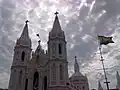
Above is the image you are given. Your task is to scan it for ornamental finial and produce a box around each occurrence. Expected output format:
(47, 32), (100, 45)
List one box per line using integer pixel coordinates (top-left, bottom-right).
(38, 40), (41, 45)
(75, 56), (77, 60)
(25, 20), (29, 24)
(54, 11), (59, 16)
(36, 34), (41, 45)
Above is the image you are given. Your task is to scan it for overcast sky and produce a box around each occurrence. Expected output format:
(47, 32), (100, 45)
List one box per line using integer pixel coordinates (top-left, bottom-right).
(0, 0), (120, 89)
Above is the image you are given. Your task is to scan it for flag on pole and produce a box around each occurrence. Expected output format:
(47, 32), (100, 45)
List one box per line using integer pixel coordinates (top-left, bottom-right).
(98, 35), (114, 45)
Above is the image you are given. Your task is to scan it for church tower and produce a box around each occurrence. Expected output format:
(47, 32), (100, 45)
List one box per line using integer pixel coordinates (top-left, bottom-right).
(47, 12), (68, 87)
(8, 21), (32, 90)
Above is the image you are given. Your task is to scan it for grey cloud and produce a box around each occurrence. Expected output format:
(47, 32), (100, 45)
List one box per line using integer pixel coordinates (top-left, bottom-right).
(115, 55), (120, 60)
(63, 0), (119, 89)
(0, 0), (17, 88)
(93, 0), (120, 18)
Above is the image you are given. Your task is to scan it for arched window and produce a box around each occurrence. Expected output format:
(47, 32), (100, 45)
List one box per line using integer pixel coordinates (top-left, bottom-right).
(58, 44), (62, 54)
(19, 70), (22, 86)
(60, 64), (63, 80)
(33, 72), (39, 90)
(21, 51), (25, 61)
(25, 79), (28, 90)
(52, 64), (56, 80)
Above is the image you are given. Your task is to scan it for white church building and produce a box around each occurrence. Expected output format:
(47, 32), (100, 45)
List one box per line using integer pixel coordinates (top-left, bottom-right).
(8, 12), (89, 90)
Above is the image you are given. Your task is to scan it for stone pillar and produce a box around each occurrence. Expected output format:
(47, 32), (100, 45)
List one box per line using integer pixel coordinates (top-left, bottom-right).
(28, 73), (33, 90)
(16, 69), (20, 90)
(21, 72), (25, 90)
(49, 64), (52, 86)
(39, 72), (43, 90)
(56, 63), (59, 85)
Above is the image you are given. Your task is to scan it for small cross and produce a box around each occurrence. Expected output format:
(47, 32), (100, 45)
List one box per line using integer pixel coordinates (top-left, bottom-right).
(54, 11), (58, 16)
(25, 20), (29, 24)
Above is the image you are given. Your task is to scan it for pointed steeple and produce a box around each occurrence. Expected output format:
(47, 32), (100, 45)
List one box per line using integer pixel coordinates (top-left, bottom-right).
(19, 20), (29, 40)
(49, 12), (65, 39)
(69, 56), (89, 90)
(74, 56), (80, 73)
(71, 56), (83, 77)
(52, 12), (61, 32)
(98, 81), (103, 90)
(16, 20), (31, 47)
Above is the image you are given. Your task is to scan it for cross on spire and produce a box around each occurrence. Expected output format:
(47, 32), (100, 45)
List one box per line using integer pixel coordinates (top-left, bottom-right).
(54, 11), (58, 16)
(25, 20), (29, 24)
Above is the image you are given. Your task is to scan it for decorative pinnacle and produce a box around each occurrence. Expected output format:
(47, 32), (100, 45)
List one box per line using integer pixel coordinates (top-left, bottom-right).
(38, 40), (41, 45)
(54, 11), (58, 16)
(36, 34), (41, 45)
(75, 56), (77, 60)
(25, 20), (29, 24)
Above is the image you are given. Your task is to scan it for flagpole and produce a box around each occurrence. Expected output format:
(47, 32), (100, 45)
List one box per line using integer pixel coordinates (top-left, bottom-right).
(98, 45), (110, 90)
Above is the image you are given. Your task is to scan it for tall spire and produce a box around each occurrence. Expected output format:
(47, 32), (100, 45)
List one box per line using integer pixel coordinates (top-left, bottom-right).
(20, 20), (29, 40)
(16, 20), (31, 47)
(49, 12), (65, 39)
(98, 81), (103, 90)
(52, 11), (61, 32)
(74, 56), (80, 73)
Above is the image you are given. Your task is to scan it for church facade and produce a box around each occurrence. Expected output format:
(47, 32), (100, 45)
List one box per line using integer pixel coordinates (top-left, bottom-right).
(8, 12), (89, 90)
